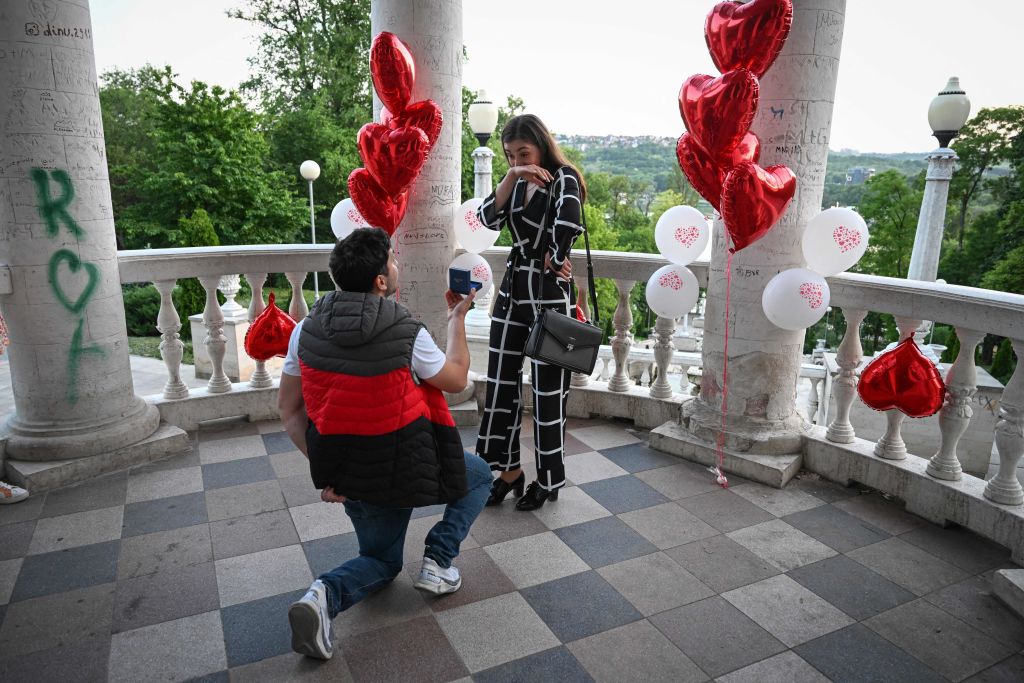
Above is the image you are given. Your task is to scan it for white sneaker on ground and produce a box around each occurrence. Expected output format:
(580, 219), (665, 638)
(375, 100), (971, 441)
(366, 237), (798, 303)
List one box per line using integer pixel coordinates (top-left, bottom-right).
(0, 482), (28, 505)
(413, 557), (462, 595)
(288, 579), (333, 660)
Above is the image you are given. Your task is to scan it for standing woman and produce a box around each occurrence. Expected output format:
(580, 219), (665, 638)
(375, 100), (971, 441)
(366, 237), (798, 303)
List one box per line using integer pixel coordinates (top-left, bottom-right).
(475, 114), (586, 511)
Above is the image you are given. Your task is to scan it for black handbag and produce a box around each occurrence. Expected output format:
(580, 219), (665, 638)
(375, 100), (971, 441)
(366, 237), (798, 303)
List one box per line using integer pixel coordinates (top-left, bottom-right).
(524, 185), (602, 375)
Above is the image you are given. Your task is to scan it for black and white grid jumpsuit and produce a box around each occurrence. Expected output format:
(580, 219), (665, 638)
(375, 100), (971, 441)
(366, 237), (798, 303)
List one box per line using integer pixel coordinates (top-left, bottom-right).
(474, 166), (583, 492)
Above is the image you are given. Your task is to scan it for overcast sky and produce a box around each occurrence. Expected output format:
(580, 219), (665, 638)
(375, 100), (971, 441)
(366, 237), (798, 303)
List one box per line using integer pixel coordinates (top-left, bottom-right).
(91, 1), (1023, 153)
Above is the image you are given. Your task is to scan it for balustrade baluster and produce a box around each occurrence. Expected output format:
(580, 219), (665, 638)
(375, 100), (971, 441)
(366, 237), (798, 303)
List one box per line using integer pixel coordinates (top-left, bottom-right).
(874, 317), (921, 460)
(199, 276), (232, 394)
(928, 328), (983, 480)
(571, 275), (593, 388)
(807, 376), (822, 424)
(827, 308), (867, 443)
(244, 272), (273, 389)
(285, 272), (309, 320)
(608, 279), (635, 392)
(153, 280), (189, 399)
(985, 339), (1024, 505)
(649, 315), (676, 399)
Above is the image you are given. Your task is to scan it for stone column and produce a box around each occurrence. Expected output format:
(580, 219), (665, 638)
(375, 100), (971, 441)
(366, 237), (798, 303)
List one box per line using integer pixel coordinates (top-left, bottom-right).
(0, 0), (159, 460)
(371, 0), (462, 346)
(686, 0), (846, 455)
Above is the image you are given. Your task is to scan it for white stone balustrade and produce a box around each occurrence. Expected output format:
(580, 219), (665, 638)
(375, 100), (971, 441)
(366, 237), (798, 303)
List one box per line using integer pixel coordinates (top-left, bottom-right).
(826, 308), (867, 443)
(928, 328), (984, 480)
(153, 280), (189, 400)
(873, 317), (920, 461)
(199, 275), (232, 394)
(986, 339), (1024, 505)
(609, 279), (636, 393)
(244, 272), (273, 389)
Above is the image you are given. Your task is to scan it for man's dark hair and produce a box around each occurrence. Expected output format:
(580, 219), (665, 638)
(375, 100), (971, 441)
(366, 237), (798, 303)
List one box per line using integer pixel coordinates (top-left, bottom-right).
(329, 227), (391, 293)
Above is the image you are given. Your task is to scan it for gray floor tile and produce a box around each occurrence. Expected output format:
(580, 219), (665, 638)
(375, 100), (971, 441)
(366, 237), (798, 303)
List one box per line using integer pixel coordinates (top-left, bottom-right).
(226, 650), (354, 682)
(288, 500), (354, 541)
(0, 559), (18, 605)
(269, 450), (309, 479)
(126, 466), (203, 504)
(210, 509), (300, 560)
(112, 560), (220, 633)
(108, 610), (227, 682)
(278, 474), (321, 508)
(0, 491), (45, 526)
(405, 546), (516, 613)
(303, 532), (361, 577)
(722, 575), (854, 647)
(117, 523), (213, 579)
(729, 482), (825, 517)
(572, 423), (641, 450)
(568, 619), (707, 683)
(598, 552), (713, 616)
(215, 544), (312, 608)
(554, 516), (658, 568)
(677, 489), (775, 533)
(122, 492), (208, 538)
(28, 505), (123, 554)
(650, 596), (786, 678)
(198, 434), (268, 465)
(965, 654), (1024, 683)
(727, 519), (837, 571)
(207, 480), (285, 522)
(434, 592), (558, 673)
(0, 520), (34, 561)
(11, 539), (119, 602)
(202, 456), (277, 491)
(200, 421), (261, 442)
(788, 473), (860, 503)
(467, 503), (550, 546)
(833, 492), (926, 535)
(578, 475), (669, 514)
(262, 430), (297, 455)
(598, 442), (682, 473)
(221, 589), (304, 668)
(130, 449), (201, 474)
(665, 534), (780, 593)
(564, 451), (629, 484)
(474, 646), (594, 683)
(343, 614), (470, 681)
(848, 537), (970, 596)
(716, 651), (829, 683)
(410, 503), (447, 519)
(521, 570), (642, 642)
(484, 531), (589, 589)
(865, 599), (1014, 681)
(620, 502), (718, 550)
(331, 572), (430, 640)
(529, 486), (611, 530)
(925, 575), (1024, 649)
(901, 524), (1011, 574)
(795, 623), (946, 683)
(39, 471), (128, 518)
(0, 636), (111, 683)
(0, 582), (115, 657)
(783, 503), (890, 552)
(635, 463), (721, 500)
(788, 554), (916, 621)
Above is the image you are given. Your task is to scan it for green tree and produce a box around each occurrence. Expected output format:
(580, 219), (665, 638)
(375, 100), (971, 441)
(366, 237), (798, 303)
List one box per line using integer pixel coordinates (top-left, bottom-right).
(173, 209), (220, 340)
(856, 170), (922, 278)
(460, 89), (525, 203)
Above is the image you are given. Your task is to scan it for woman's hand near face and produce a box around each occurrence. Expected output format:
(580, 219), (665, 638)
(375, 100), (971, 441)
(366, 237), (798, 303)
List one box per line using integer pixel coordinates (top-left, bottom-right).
(508, 164), (552, 187)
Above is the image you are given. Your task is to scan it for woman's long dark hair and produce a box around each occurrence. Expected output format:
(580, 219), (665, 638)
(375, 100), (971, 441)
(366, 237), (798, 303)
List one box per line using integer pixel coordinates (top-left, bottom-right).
(501, 114), (587, 202)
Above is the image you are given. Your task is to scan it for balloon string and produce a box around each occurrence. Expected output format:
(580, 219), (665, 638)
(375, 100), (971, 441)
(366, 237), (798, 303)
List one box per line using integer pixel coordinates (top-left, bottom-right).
(714, 250), (733, 489)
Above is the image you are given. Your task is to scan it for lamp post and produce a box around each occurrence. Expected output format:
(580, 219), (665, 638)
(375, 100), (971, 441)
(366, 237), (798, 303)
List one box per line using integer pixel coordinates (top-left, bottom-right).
(300, 160), (321, 299)
(465, 90), (500, 338)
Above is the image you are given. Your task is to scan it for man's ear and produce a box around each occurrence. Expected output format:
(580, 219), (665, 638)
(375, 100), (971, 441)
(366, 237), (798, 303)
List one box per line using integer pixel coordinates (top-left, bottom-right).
(375, 273), (387, 293)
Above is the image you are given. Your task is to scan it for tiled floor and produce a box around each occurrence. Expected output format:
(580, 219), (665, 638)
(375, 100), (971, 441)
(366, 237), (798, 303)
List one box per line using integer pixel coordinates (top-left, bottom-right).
(1, 417), (1023, 682)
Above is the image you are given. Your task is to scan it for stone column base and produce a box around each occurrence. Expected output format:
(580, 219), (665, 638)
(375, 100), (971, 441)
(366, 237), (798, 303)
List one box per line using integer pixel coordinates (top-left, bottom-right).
(683, 397), (807, 457)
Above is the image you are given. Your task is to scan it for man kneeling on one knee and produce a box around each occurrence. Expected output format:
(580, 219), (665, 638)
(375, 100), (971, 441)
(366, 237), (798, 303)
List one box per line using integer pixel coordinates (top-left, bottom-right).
(277, 227), (493, 661)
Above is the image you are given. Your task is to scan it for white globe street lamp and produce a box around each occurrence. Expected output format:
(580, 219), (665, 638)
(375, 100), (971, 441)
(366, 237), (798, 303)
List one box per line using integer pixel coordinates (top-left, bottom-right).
(465, 90), (501, 339)
(300, 160), (322, 299)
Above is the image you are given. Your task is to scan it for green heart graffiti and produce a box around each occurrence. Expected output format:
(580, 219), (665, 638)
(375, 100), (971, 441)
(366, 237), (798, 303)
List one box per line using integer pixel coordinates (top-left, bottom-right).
(48, 249), (100, 314)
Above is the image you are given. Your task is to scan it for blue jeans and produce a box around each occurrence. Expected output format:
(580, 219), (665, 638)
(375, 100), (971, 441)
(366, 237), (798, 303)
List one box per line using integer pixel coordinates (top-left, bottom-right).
(318, 451), (492, 618)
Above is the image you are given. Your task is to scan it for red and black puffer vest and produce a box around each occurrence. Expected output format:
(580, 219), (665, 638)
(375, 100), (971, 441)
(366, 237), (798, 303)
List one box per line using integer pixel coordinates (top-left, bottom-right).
(299, 291), (468, 507)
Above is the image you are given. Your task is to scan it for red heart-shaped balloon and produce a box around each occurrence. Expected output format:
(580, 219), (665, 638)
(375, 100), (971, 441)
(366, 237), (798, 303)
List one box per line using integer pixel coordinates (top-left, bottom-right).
(370, 32), (415, 115)
(348, 168), (409, 236)
(679, 70), (759, 159)
(244, 292), (297, 361)
(721, 161), (796, 252)
(677, 132), (761, 210)
(358, 123), (430, 197)
(705, 0), (793, 78)
(382, 99), (443, 148)
(858, 338), (946, 418)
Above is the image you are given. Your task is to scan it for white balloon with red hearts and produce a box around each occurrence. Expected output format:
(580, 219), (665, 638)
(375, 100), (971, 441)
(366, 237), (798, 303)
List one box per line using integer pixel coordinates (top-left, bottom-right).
(801, 207), (869, 277)
(453, 198), (498, 254)
(645, 264), (700, 319)
(449, 252), (494, 298)
(331, 198), (371, 240)
(762, 268), (831, 331)
(654, 205), (710, 267)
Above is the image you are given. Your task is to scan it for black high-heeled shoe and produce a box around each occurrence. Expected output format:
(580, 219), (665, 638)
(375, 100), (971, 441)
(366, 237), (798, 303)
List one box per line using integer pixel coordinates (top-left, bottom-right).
(514, 481), (559, 511)
(486, 472), (525, 506)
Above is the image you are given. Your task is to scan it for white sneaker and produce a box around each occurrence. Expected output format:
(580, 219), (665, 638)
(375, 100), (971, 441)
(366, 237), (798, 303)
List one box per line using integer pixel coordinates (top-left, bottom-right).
(288, 579), (333, 660)
(0, 482), (28, 505)
(413, 557), (462, 595)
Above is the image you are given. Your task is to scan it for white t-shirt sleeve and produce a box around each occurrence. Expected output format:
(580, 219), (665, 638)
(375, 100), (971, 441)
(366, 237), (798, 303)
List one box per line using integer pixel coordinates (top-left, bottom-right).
(281, 319), (304, 376)
(411, 328), (446, 380)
